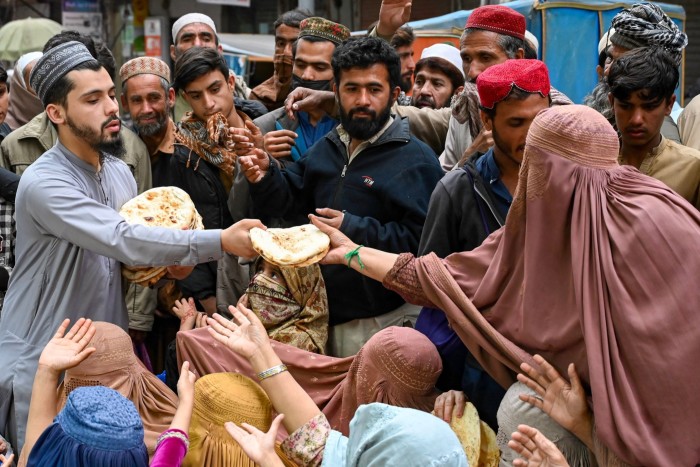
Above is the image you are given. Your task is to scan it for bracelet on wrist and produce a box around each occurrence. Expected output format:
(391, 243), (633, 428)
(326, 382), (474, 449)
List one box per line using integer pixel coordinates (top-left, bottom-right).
(257, 363), (288, 381)
(344, 245), (365, 269)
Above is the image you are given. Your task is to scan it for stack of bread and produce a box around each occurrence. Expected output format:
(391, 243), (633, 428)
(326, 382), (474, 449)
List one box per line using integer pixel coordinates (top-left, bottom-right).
(119, 187), (204, 287)
(249, 224), (330, 267)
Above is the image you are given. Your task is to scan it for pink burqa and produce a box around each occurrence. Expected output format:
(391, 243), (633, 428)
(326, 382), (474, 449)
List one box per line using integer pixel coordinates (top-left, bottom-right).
(385, 105), (700, 466)
(177, 326), (441, 436)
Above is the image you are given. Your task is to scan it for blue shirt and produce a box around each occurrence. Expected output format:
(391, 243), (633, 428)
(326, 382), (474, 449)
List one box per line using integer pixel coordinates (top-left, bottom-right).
(292, 111), (337, 161)
(474, 148), (512, 219)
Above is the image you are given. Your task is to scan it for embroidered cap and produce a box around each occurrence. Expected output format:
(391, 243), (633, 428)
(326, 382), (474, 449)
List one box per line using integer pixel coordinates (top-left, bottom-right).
(29, 41), (97, 107)
(120, 56), (171, 85)
(465, 5), (526, 40)
(298, 17), (351, 46)
(476, 59), (550, 109)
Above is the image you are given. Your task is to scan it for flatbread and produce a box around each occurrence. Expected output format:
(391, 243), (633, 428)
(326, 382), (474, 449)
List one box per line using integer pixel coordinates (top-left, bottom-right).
(433, 402), (481, 466)
(478, 421), (500, 467)
(119, 187), (203, 285)
(120, 186), (201, 230)
(249, 224), (330, 267)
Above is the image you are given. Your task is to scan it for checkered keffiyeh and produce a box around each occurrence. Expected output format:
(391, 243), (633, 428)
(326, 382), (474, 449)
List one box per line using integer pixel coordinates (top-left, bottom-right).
(0, 194), (15, 311)
(611, 2), (687, 66)
(119, 57), (171, 85)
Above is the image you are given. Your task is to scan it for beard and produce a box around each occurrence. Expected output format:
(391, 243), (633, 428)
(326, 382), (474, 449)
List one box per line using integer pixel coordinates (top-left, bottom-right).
(399, 74), (412, 93)
(67, 114), (126, 161)
(338, 96), (393, 141)
(583, 80), (615, 124)
(411, 94), (452, 110)
(133, 105), (170, 137)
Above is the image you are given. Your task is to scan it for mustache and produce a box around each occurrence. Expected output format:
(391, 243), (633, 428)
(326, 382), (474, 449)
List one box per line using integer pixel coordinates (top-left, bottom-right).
(348, 107), (376, 118)
(101, 115), (121, 130)
(415, 96), (435, 107)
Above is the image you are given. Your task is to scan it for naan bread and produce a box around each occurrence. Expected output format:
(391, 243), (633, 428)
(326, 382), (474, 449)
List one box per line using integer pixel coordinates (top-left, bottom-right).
(478, 420), (500, 467)
(432, 402), (481, 466)
(120, 186), (201, 230)
(119, 187), (203, 286)
(249, 224), (330, 267)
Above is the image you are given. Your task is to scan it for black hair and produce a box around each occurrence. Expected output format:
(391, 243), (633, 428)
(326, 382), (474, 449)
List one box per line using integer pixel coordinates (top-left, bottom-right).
(390, 25), (415, 49)
(172, 47), (229, 92)
(291, 35), (336, 57)
(462, 28), (524, 59)
(0, 66), (7, 85)
(414, 57), (464, 92)
(274, 9), (312, 31)
(332, 36), (401, 90)
(523, 41), (537, 59)
(480, 86), (551, 119)
(43, 59), (102, 108)
(607, 47), (678, 104)
(43, 30), (116, 79)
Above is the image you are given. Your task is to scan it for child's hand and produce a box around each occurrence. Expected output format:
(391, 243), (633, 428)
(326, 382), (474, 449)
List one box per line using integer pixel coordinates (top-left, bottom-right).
(173, 298), (197, 331)
(225, 413), (285, 467)
(177, 361), (197, 403)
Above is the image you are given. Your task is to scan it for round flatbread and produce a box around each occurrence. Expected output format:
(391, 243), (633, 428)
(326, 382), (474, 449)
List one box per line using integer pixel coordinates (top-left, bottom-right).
(120, 186), (201, 230)
(119, 187), (203, 285)
(444, 402), (481, 466)
(478, 420), (499, 467)
(249, 224), (330, 267)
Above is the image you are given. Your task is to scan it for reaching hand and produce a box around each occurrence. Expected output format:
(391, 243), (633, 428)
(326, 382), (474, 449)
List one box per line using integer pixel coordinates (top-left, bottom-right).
(313, 208), (344, 229)
(284, 88), (335, 120)
(509, 424), (571, 467)
(308, 214), (357, 266)
(172, 298), (198, 331)
(38, 318), (96, 373)
(238, 149), (271, 183)
(207, 305), (271, 361)
(221, 218), (267, 258)
(377, 0), (413, 37)
(177, 361), (197, 404)
(517, 355), (593, 447)
(225, 413), (285, 467)
(0, 453), (14, 467)
(263, 129), (298, 159)
(433, 390), (467, 423)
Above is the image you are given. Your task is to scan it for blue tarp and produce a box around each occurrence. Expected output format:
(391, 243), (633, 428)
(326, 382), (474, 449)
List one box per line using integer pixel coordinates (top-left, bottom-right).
(408, 0), (686, 103)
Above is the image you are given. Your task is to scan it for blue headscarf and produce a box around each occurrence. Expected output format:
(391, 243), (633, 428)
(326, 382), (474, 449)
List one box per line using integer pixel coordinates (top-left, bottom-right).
(321, 403), (468, 467)
(27, 386), (149, 467)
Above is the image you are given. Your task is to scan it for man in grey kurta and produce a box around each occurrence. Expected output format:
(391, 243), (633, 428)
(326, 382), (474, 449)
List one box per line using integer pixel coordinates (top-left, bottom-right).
(0, 41), (261, 453)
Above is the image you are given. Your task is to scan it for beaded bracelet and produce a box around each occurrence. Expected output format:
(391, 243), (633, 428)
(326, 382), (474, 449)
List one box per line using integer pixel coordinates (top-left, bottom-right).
(258, 363), (288, 381)
(156, 428), (190, 452)
(344, 245), (365, 269)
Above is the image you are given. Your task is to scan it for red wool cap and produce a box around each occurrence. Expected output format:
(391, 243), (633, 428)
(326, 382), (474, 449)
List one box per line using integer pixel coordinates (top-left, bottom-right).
(466, 5), (526, 40)
(476, 59), (551, 109)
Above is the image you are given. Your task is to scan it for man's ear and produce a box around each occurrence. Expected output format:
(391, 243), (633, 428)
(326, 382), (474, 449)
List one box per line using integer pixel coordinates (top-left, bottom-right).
(46, 103), (65, 126)
(167, 87), (176, 107)
(120, 93), (128, 109)
(228, 72), (236, 90)
(665, 94), (676, 116)
(480, 109), (492, 131)
(392, 86), (401, 102)
(218, 43), (224, 54)
(454, 85), (464, 96)
(515, 48), (525, 60)
(169, 44), (177, 62)
(608, 92), (615, 109)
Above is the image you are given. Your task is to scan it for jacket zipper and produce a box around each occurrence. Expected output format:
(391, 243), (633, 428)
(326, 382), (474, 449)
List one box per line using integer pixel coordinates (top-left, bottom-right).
(330, 159), (348, 210)
(474, 183), (505, 228)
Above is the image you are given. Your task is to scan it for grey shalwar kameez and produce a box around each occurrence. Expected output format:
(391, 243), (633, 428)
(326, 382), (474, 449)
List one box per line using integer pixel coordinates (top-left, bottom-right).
(0, 142), (222, 452)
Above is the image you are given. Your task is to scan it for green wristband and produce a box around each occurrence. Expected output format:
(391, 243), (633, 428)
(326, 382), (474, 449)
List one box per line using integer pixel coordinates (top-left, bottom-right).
(344, 245), (365, 269)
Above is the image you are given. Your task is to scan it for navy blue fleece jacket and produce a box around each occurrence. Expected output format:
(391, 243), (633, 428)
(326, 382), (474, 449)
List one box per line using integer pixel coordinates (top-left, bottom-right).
(249, 116), (443, 324)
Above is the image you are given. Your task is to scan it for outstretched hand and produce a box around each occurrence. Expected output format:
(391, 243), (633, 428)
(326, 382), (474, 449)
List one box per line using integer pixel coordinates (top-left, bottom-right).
(284, 88), (335, 120)
(509, 424), (570, 467)
(518, 355), (593, 447)
(225, 413), (285, 467)
(221, 218), (266, 258)
(377, 0), (413, 37)
(207, 305), (271, 361)
(0, 453), (14, 467)
(38, 318), (96, 373)
(309, 214), (357, 265)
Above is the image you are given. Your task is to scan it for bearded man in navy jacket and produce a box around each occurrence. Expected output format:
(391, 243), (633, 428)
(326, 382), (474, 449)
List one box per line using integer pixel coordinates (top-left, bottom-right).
(240, 36), (443, 356)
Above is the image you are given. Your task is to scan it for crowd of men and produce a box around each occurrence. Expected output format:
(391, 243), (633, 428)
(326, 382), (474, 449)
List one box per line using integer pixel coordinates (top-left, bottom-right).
(0, 0), (698, 464)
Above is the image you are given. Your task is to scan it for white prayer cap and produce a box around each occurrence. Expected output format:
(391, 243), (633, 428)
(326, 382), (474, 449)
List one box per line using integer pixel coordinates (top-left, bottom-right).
(524, 30), (539, 57)
(172, 13), (217, 42)
(419, 43), (464, 77)
(598, 28), (615, 55)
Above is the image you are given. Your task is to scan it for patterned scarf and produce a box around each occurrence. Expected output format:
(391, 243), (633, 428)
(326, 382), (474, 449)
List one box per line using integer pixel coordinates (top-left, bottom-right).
(174, 112), (236, 176)
(611, 2), (687, 66)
